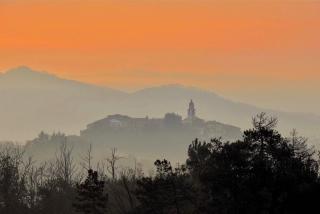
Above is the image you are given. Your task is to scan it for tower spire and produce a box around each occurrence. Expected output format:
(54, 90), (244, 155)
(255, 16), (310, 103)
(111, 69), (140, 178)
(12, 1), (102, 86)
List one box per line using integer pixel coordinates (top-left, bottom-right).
(187, 99), (196, 119)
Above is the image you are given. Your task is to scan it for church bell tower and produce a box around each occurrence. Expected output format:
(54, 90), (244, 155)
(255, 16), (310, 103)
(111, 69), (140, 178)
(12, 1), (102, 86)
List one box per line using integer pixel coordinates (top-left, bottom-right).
(187, 99), (196, 119)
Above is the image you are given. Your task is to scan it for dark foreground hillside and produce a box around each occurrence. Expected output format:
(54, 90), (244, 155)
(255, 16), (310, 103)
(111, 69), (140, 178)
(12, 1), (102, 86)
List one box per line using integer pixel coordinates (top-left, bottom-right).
(0, 113), (319, 214)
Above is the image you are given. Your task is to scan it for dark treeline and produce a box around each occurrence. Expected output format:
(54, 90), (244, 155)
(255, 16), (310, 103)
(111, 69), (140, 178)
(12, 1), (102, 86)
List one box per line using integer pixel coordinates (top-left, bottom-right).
(1, 113), (320, 214)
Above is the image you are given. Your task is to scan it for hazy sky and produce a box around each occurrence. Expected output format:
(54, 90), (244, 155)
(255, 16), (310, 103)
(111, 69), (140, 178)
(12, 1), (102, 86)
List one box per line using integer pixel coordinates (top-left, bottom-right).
(1, 0), (320, 114)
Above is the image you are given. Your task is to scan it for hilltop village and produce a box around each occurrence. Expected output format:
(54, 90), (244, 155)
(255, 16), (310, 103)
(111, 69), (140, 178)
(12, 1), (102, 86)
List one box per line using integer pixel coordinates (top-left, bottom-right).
(81, 100), (242, 141)
(26, 100), (242, 163)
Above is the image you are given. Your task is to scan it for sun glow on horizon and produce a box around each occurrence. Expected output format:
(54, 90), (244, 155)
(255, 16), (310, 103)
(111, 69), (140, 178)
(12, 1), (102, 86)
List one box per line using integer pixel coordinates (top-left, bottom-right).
(1, 0), (320, 112)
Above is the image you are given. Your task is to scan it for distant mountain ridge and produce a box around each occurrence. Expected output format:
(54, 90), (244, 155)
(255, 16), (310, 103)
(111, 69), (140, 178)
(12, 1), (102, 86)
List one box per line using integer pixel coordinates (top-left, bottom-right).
(1, 66), (320, 143)
(0, 66), (126, 93)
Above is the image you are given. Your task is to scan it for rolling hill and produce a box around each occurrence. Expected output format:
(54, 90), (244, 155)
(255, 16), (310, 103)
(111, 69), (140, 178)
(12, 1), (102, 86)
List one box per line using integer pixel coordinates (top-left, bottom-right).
(1, 66), (319, 143)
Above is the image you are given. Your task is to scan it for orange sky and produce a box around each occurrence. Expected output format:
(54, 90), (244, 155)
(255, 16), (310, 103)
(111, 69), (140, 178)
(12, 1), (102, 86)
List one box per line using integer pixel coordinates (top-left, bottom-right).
(1, 0), (320, 112)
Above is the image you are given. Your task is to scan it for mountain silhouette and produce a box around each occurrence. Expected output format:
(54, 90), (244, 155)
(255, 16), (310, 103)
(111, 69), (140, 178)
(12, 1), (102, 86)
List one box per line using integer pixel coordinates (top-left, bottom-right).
(1, 66), (320, 143)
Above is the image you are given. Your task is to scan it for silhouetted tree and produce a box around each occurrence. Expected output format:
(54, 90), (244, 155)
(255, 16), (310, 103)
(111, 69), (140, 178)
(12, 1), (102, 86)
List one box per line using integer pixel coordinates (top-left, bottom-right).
(135, 159), (193, 214)
(106, 148), (123, 181)
(73, 169), (108, 214)
(0, 144), (31, 214)
(186, 113), (320, 213)
(1, 113), (320, 214)
(37, 141), (77, 214)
